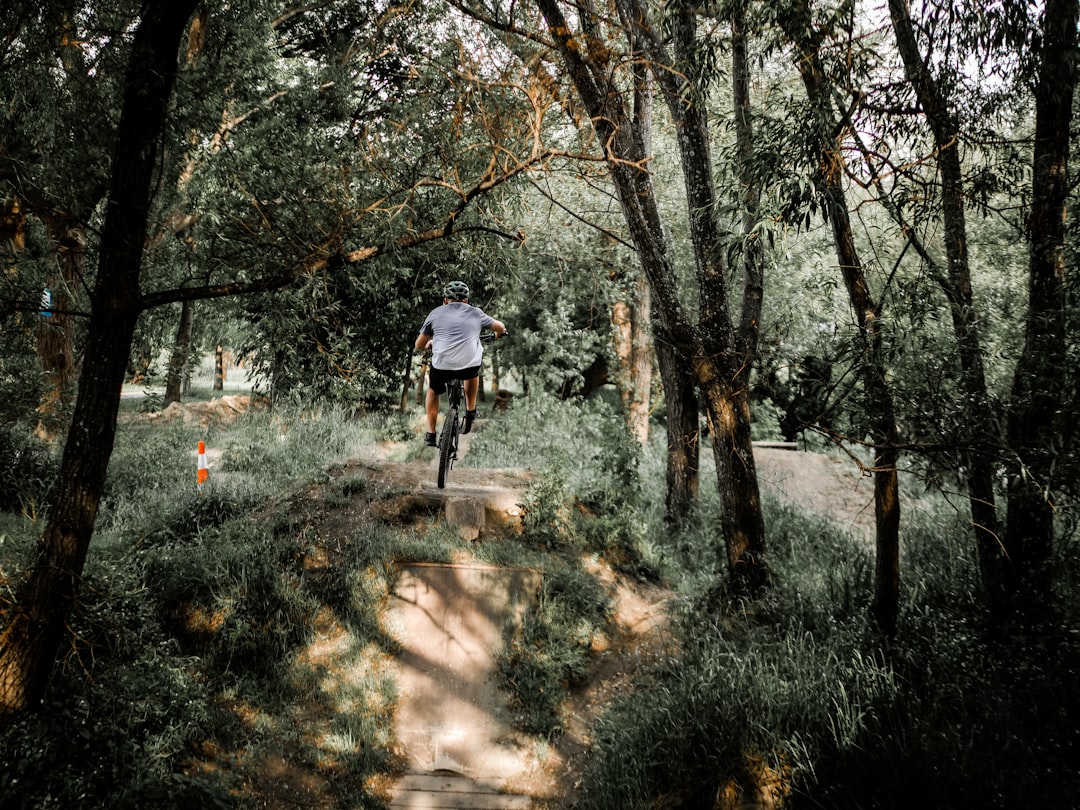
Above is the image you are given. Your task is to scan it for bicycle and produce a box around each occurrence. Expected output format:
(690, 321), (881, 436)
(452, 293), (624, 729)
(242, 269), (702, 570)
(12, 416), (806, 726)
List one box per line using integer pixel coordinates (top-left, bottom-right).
(436, 331), (501, 489)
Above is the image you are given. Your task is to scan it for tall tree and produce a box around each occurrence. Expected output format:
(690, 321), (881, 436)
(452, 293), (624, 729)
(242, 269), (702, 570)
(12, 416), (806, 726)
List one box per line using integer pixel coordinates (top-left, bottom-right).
(776, 0), (903, 632)
(884, 0), (1006, 609)
(612, 54), (655, 447)
(0, 0), (201, 721)
(523, 0), (771, 591)
(1004, 0), (1079, 601)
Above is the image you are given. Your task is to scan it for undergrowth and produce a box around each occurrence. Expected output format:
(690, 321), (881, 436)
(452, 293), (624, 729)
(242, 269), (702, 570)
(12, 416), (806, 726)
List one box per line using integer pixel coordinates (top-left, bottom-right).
(0, 405), (410, 809)
(2, 394), (1077, 809)
(497, 563), (613, 738)
(575, 495), (1080, 809)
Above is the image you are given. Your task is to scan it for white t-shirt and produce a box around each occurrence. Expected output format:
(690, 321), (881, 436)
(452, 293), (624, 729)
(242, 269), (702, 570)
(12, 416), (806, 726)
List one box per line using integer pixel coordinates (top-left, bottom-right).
(420, 302), (495, 370)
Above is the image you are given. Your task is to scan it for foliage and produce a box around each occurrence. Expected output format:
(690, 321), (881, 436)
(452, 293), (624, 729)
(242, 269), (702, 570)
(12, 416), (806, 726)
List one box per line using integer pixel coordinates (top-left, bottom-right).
(465, 390), (640, 511)
(0, 541), (233, 809)
(577, 493), (1080, 809)
(0, 427), (56, 516)
(492, 186), (633, 398)
(498, 563), (613, 737)
(241, 241), (516, 406)
(0, 406), (413, 807)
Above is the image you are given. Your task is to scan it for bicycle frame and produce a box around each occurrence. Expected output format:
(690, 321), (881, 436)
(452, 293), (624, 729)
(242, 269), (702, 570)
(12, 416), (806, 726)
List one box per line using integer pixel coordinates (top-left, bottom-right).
(436, 377), (465, 489)
(434, 331), (499, 489)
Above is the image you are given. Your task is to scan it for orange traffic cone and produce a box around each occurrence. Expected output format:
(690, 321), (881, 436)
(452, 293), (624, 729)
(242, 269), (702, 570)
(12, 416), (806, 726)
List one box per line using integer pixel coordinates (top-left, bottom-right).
(197, 441), (209, 493)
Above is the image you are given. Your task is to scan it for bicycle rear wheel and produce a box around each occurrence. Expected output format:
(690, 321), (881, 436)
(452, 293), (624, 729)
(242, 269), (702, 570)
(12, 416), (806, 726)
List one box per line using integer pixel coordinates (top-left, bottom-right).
(437, 407), (458, 489)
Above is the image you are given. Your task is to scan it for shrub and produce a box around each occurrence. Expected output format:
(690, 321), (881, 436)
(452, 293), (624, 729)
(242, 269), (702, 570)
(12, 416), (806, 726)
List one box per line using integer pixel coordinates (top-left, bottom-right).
(0, 426), (57, 514)
(498, 563), (613, 737)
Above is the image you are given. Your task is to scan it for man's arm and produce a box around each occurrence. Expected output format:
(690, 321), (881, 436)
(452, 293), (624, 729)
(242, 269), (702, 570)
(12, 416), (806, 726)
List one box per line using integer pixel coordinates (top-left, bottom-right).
(490, 319), (507, 337)
(415, 332), (432, 351)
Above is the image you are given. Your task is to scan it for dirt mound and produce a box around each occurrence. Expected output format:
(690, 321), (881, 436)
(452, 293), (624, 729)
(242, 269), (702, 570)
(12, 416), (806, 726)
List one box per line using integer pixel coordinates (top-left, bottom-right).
(132, 394), (269, 427)
(182, 422), (874, 808)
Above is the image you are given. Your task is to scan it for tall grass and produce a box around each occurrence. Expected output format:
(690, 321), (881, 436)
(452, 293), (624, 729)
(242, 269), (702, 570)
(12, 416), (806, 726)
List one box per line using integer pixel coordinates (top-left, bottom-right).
(3, 395), (1077, 809)
(576, 484), (1080, 809)
(465, 391), (640, 514)
(0, 405), (413, 809)
(466, 391), (654, 576)
(497, 562), (614, 737)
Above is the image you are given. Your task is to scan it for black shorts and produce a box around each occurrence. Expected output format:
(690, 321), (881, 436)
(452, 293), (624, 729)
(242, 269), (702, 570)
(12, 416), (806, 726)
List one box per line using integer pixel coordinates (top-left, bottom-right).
(428, 365), (481, 395)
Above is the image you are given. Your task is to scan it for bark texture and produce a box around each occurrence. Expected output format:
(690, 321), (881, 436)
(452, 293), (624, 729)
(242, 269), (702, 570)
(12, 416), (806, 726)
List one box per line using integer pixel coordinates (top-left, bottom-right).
(0, 1), (199, 722)
(1003, 0), (1078, 602)
(655, 324), (700, 529)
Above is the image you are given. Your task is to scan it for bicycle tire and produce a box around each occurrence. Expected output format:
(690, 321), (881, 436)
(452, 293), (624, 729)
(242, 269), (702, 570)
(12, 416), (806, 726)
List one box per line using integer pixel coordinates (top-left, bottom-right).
(437, 406), (457, 489)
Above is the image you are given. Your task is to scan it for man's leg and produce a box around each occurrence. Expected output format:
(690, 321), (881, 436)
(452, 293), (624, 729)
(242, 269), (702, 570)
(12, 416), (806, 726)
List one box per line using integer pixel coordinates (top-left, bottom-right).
(463, 376), (479, 411)
(425, 387), (440, 445)
(462, 377), (479, 434)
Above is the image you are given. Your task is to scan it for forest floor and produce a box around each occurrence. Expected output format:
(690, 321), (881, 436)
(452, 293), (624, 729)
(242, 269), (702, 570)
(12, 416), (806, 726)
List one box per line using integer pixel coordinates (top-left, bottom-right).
(166, 397), (876, 808)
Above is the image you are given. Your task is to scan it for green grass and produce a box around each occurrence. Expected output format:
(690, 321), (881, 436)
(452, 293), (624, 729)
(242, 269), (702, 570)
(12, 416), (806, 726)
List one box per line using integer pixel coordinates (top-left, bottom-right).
(497, 562), (614, 737)
(2, 396), (1078, 809)
(0, 405), (419, 808)
(574, 491), (1080, 809)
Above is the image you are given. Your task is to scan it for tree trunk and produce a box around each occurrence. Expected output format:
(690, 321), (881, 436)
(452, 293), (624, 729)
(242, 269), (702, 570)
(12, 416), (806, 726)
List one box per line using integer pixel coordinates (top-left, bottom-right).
(619, 53), (654, 448)
(612, 277), (652, 445)
(400, 348), (413, 410)
(0, 311), (139, 720)
(1004, 0), (1079, 602)
(416, 356), (429, 405)
(827, 188), (902, 635)
(537, 0), (770, 593)
(779, 0), (902, 633)
(655, 324), (699, 529)
(164, 299), (194, 405)
(0, 1), (199, 723)
(699, 364), (767, 592)
(214, 344), (225, 391)
(886, 0), (1007, 611)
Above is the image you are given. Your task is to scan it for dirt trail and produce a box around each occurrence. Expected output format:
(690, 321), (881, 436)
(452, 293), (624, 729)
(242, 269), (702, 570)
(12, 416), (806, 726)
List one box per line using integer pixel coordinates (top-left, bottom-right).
(153, 398), (873, 808)
(754, 446), (876, 540)
(372, 442), (877, 807)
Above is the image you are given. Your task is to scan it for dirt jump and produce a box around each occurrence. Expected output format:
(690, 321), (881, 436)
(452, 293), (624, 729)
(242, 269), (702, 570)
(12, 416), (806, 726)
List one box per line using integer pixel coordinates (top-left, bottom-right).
(166, 397), (876, 808)
(369, 429), (875, 808)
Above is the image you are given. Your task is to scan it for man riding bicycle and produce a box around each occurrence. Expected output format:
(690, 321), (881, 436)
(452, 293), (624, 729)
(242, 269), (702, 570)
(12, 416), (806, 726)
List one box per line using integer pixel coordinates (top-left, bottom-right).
(415, 281), (507, 447)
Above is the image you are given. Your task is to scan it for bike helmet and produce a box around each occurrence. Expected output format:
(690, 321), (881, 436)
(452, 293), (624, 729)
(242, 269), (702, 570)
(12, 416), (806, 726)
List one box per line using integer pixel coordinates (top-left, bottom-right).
(443, 280), (470, 301)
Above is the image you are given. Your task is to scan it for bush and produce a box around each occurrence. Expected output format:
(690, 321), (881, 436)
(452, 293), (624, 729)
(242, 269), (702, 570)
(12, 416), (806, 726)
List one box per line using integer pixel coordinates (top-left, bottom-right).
(0, 426), (57, 514)
(464, 391), (640, 511)
(498, 563), (613, 737)
(0, 562), (233, 809)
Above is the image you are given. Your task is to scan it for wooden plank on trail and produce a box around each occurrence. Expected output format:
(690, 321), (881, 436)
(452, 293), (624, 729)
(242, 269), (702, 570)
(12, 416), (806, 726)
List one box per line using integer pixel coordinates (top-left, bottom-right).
(392, 774), (500, 793)
(388, 774), (533, 808)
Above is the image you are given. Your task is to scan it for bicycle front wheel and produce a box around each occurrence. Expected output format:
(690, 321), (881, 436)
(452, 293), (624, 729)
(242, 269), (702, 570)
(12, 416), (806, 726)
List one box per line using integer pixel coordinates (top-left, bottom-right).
(437, 408), (458, 489)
